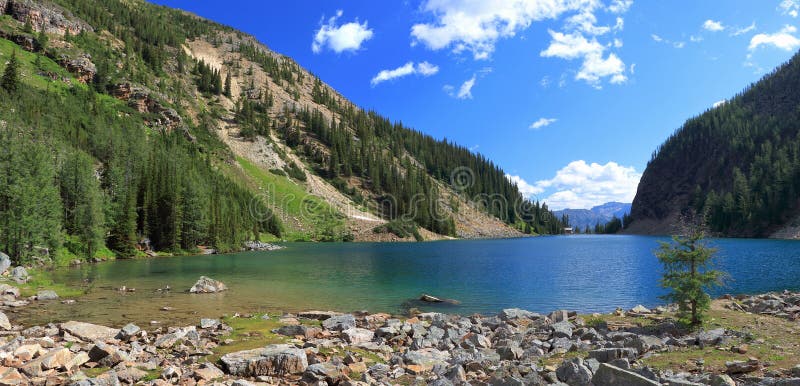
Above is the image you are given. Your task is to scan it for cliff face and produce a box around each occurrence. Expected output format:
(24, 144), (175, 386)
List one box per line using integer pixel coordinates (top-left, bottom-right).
(0, 0), (91, 35)
(628, 50), (800, 237)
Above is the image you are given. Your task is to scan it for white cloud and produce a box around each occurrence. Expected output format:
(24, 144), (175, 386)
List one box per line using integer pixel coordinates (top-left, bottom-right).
(505, 174), (544, 197)
(529, 117), (557, 130)
(312, 10), (373, 54)
(780, 0), (799, 18)
(690, 35), (704, 42)
(370, 61), (440, 86)
(521, 160), (642, 210)
(608, 0), (633, 14)
(540, 76), (551, 88)
(457, 75), (476, 99)
(651, 34), (663, 42)
(541, 30), (627, 87)
(749, 25), (800, 51)
(703, 19), (725, 32)
(732, 22), (756, 36)
(713, 99), (727, 108)
(652, 33), (685, 49)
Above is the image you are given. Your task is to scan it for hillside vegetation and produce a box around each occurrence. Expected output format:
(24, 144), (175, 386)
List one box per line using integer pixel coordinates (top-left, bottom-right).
(0, 0), (566, 264)
(629, 49), (800, 237)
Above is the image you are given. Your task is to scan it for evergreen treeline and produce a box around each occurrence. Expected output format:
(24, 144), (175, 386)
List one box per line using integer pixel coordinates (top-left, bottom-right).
(0, 53), (280, 264)
(632, 50), (800, 236)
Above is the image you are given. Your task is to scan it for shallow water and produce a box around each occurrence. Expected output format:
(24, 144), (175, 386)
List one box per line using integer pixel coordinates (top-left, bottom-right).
(13, 235), (800, 327)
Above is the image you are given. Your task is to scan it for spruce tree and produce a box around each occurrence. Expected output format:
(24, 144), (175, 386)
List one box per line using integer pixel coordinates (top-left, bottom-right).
(1, 51), (20, 93)
(224, 72), (232, 97)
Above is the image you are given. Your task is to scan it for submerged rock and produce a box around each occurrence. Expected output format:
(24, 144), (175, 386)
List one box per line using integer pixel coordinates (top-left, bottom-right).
(189, 276), (228, 293)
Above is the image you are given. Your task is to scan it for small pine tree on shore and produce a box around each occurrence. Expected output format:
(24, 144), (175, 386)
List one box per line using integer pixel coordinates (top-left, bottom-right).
(656, 229), (723, 326)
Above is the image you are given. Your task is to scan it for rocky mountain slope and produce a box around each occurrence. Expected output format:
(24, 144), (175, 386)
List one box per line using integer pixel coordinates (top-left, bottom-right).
(0, 0), (568, 262)
(628, 49), (800, 237)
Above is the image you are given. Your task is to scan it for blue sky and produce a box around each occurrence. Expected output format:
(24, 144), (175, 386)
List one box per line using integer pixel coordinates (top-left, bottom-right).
(153, 0), (800, 209)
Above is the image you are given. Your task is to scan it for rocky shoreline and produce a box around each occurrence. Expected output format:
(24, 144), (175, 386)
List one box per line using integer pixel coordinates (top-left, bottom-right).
(1, 274), (800, 385)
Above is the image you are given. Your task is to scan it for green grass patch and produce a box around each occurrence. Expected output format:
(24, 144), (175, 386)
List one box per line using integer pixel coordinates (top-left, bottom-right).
(206, 315), (290, 363)
(16, 268), (86, 298)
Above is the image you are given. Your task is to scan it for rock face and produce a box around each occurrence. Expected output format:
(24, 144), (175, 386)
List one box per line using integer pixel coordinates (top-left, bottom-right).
(0, 0), (93, 35)
(220, 344), (308, 376)
(60, 55), (96, 84)
(189, 276), (228, 293)
(60, 321), (118, 342)
(110, 83), (184, 131)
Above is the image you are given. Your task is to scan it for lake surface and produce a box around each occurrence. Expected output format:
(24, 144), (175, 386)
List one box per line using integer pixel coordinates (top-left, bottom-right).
(14, 235), (800, 326)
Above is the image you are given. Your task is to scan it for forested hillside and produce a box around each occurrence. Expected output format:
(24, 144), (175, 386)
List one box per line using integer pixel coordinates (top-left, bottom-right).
(0, 0), (565, 264)
(629, 49), (800, 237)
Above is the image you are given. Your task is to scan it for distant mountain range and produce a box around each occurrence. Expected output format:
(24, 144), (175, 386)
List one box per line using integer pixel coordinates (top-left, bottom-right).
(555, 202), (632, 230)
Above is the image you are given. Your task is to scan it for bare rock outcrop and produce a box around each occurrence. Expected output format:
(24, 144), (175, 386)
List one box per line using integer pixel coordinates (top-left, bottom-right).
(0, 0), (92, 35)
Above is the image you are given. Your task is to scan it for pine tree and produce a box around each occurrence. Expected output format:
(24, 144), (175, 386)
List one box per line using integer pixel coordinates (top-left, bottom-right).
(224, 71), (232, 97)
(656, 230), (724, 326)
(1, 51), (20, 93)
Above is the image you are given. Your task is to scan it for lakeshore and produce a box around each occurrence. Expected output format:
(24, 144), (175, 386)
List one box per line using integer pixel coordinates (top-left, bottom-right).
(1, 271), (800, 385)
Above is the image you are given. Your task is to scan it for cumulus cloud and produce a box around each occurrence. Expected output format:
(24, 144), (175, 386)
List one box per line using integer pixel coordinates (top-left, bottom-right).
(529, 118), (557, 130)
(703, 19), (725, 32)
(608, 0), (633, 14)
(749, 25), (800, 51)
(312, 10), (373, 54)
(510, 160), (642, 210)
(713, 99), (727, 108)
(370, 61), (440, 86)
(505, 174), (544, 197)
(541, 30), (627, 87)
(780, 0), (799, 18)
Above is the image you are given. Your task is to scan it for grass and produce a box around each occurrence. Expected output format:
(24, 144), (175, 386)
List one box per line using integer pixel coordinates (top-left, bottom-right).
(0, 38), (82, 93)
(235, 156), (347, 241)
(206, 315), (290, 363)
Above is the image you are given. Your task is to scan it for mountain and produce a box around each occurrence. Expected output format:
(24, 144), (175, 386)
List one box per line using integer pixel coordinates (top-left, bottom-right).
(628, 49), (800, 237)
(555, 202), (631, 230)
(0, 0), (566, 263)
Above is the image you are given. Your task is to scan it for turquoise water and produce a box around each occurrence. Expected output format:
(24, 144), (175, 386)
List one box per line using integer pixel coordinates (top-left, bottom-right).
(17, 235), (800, 326)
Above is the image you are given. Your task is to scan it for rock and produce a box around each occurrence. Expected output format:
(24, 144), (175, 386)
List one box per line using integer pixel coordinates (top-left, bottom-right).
(275, 324), (319, 338)
(725, 359), (760, 374)
(697, 328), (726, 346)
(39, 347), (73, 370)
(116, 323), (140, 341)
(68, 352), (90, 370)
(464, 332), (492, 349)
(557, 357), (593, 386)
(35, 290), (58, 301)
(193, 362), (224, 381)
(342, 328), (374, 344)
(420, 293), (443, 302)
(221, 344), (308, 376)
(499, 308), (541, 321)
(88, 341), (116, 362)
(402, 348), (451, 372)
(60, 321), (119, 342)
(116, 367), (148, 384)
(0, 251), (10, 274)
(199, 318), (220, 329)
(0, 367), (26, 385)
(549, 310), (571, 323)
(0, 283), (19, 297)
(303, 362), (343, 383)
(592, 363), (660, 386)
(0, 311), (11, 330)
(496, 343), (524, 360)
(629, 305), (651, 314)
(588, 348), (638, 363)
(551, 321), (573, 339)
(322, 314), (356, 331)
(62, 56), (96, 83)
(189, 276), (227, 293)
(231, 380), (256, 386)
(710, 374), (737, 386)
(297, 311), (339, 320)
(10, 266), (28, 284)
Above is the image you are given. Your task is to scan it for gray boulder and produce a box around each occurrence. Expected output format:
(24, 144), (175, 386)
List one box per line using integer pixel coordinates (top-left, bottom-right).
(592, 363), (660, 386)
(551, 321), (573, 339)
(116, 323), (141, 341)
(60, 321), (118, 342)
(697, 328), (726, 346)
(0, 311), (11, 330)
(221, 344), (308, 376)
(588, 347), (637, 363)
(556, 357), (593, 386)
(342, 327), (374, 344)
(499, 308), (541, 321)
(322, 314), (356, 331)
(36, 290), (59, 301)
(189, 276), (227, 293)
(10, 266), (28, 284)
(0, 252), (10, 274)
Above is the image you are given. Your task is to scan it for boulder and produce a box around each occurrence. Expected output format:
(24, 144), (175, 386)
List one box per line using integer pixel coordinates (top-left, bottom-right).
(549, 310), (571, 323)
(0, 311), (11, 330)
(116, 323), (140, 341)
(697, 328), (726, 346)
(588, 348), (638, 363)
(551, 321), (574, 339)
(629, 305), (651, 314)
(499, 308), (541, 321)
(303, 362), (343, 383)
(274, 324), (319, 338)
(10, 266), (28, 284)
(36, 290), (59, 301)
(199, 318), (220, 329)
(60, 321), (119, 342)
(725, 359), (760, 374)
(220, 344), (308, 376)
(297, 311), (339, 320)
(342, 328), (374, 344)
(0, 251), (10, 274)
(193, 362), (224, 381)
(189, 276), (227, 293)
(402, 348), (451, 372)
(557, 357), (593, 386)
(0, 284), (20, 297)
(420, 294), (443, 302)
(592, 363), (660, 386)
(322, 314), (356, 331)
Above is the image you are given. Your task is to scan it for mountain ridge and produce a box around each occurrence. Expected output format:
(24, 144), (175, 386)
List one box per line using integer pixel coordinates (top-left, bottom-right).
(555, 202), (631, 230)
